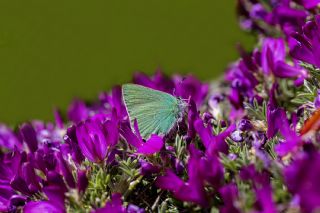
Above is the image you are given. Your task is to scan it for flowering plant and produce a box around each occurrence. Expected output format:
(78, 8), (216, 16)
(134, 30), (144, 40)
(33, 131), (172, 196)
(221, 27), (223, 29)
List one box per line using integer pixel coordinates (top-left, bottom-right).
(2, 0), (320, 212)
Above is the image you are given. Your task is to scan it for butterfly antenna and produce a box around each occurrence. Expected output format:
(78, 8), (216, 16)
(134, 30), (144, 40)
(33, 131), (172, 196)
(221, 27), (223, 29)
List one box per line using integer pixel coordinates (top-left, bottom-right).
(173, 88), (176, 96)
(188, 96), (191, 104)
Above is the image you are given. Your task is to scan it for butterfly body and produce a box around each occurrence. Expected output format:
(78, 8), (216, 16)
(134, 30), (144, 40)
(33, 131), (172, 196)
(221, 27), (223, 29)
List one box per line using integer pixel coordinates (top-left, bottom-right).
(122, 84), (187, 139)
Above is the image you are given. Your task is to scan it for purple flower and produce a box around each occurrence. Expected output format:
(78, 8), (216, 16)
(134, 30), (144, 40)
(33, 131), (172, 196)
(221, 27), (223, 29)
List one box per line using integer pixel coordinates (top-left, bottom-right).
(93, 193), (126, 213)
(20, 123), (38, 152)
(173, 75), (209, 107)
(120, 120), (143, 148)
(55, 152), (76, 188)
(231, 130), (243, 142)
(295, 0), (320, 9)
(0, 185), (15, 212)
(238, 119), (252, 131)
(194, 117), (236, 154)
(237, 0), (307, 35)
(76, 115), (119, 163)
(262, 38), (307, 86)
(0, 151), (24, 185)
(157, 144), (225, 207)
(156, 169), (208, 207)
(120, 120), (164, 155)
(24, 201), (64, 213)
(194, 147), (224, 189)
(133, 70), (175, 94)
(64, 125), (85, 165)
(240, 165), (277, 213)
(156, 165), (205, 206)
(266, 88), (302, 156)
(139, 159), (159, 176)
(42, 185), (66, 211)
(99, 86), (128, 119)
(270, 5), (307, 36)
(284, 146), (320, 212)
(53, 108), (64, 129)
(77, 170), (88, 194)
(219, 184), (240, 213)
(290, 15), (320, 68)
(267, 99), (302, 156)
(68, 99), (89, 124)
(250, 4), (268, 20)
(136, 135), (164, 155)
(315, 90), (320, 108)
(262, 38), (286, 74)
(225, 58), (258, 108)
(186, 100), (199, 140)
(127, 204), (145, 213)
(0, 124), (21, 150)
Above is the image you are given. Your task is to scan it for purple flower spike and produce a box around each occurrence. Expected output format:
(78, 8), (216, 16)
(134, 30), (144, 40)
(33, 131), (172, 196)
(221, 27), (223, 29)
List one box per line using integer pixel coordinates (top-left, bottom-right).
(76, 116), (119, 163)
(20, 123), (38, 152)
(137, 135), (164, 155)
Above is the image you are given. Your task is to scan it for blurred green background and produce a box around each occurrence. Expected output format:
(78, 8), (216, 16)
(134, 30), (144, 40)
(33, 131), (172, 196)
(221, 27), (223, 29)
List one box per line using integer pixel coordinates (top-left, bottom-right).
(0, 0), (254, 124)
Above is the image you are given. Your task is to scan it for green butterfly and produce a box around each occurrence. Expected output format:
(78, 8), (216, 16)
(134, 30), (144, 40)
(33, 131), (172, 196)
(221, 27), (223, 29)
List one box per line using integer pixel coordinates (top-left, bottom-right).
(122, 84), (188, 139)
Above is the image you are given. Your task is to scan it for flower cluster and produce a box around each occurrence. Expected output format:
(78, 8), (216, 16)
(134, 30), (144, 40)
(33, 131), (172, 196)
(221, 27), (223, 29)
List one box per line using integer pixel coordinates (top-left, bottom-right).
(1, 0), (320, 212)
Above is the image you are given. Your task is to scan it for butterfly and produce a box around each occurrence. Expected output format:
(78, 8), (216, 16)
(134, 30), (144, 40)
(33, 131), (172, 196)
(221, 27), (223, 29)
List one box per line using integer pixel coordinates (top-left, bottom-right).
(122, 84), (188, 139)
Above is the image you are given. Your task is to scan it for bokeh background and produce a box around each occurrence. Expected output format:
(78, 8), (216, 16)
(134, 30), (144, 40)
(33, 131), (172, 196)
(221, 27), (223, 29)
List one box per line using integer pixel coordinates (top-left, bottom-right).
(0, 0), (254, 124)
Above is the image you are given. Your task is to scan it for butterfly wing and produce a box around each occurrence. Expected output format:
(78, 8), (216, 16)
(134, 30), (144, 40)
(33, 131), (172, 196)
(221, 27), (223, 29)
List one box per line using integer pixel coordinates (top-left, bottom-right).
(122, 84), (180, 139)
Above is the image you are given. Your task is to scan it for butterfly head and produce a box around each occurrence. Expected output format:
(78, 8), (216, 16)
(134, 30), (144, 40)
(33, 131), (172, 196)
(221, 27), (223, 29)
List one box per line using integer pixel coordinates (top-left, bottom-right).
(176, 98), (188, 119)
